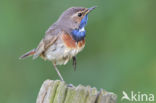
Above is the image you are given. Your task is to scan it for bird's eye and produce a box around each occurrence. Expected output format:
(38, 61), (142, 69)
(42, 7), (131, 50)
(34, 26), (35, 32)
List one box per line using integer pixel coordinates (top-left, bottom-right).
(78, 13), (82, 17)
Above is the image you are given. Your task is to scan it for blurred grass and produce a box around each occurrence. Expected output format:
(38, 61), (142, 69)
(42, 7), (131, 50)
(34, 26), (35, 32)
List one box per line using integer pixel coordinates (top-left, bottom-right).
(0, 0), (156, 103)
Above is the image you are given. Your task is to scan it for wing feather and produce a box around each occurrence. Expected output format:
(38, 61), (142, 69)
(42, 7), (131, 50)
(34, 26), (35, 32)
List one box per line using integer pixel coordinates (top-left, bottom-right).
(33, 25), (60, 59)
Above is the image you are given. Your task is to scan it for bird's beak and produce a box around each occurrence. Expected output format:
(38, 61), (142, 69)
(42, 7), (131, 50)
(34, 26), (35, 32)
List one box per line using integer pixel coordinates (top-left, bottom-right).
(88, 6), (96, 12)
(84, 6), (96, 15)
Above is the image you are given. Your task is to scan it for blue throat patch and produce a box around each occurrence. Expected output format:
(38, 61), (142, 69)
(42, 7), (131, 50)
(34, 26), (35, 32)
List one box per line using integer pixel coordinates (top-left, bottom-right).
(72, 14), (88, 42)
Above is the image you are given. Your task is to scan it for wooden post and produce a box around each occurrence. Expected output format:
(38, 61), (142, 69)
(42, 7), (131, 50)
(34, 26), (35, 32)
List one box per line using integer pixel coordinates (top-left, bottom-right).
(36, 80), (117, 103)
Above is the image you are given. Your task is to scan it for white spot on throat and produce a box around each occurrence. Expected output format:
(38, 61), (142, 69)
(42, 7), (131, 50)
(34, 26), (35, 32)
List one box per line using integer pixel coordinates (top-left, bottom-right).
(79, 27), (85, 32)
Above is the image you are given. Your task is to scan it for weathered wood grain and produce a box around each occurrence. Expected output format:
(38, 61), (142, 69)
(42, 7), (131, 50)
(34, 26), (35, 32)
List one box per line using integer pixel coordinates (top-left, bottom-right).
(36, 80), (117, 103)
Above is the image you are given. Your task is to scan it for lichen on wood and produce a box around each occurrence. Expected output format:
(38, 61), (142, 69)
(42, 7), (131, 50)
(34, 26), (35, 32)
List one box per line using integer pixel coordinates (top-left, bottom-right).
(36, 80), (117, 103)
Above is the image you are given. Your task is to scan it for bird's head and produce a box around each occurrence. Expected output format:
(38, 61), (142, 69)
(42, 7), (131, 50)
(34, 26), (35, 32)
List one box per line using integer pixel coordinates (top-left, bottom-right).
(56, 6), (96, 30)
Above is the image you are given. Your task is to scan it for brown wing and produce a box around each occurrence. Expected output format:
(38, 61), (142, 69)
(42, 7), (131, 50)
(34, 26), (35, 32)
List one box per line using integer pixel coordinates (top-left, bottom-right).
(33, 25), (60, 59)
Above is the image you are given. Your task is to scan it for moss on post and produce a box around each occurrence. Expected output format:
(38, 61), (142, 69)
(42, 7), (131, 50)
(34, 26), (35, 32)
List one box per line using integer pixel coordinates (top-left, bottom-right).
(36, 80), (117, 103)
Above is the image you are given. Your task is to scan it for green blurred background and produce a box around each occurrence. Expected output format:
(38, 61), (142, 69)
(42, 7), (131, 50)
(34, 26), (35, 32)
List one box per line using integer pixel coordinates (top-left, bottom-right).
(0, 0), (156, 103)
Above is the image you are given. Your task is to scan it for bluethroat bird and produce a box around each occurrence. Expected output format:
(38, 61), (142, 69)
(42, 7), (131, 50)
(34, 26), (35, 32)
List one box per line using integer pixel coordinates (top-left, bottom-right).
(19, 6), (96, 81)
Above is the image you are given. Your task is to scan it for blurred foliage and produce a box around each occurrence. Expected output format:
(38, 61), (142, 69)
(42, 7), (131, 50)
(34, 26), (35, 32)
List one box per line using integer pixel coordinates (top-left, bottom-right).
(0, 0), (156, 103)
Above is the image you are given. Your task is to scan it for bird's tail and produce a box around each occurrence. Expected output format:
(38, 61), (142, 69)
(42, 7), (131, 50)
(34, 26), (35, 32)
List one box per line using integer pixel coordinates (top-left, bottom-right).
(19, 49), (36, 59)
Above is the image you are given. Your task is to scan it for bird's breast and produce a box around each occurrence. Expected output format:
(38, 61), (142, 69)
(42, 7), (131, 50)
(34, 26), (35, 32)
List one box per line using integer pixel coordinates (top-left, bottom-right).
(62, 33), (85, 49)
(43, 33), (85, 65)
(71, 28), (86, 42)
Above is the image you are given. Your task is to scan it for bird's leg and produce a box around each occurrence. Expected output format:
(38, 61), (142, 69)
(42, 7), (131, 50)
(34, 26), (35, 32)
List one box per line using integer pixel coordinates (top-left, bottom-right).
(72, 56), (76, 71)
(52, 62), (64, 81)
